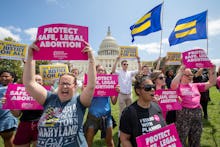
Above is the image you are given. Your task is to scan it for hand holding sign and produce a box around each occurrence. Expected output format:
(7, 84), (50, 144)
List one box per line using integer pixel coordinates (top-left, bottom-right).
(182, 49), (213, 68)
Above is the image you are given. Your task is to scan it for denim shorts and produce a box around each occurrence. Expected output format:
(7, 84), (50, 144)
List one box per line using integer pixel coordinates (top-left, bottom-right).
(83, 113), (113, 135)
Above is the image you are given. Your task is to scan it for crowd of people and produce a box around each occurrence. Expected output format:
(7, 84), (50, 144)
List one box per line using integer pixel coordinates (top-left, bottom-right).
(0, 40), (219, 147)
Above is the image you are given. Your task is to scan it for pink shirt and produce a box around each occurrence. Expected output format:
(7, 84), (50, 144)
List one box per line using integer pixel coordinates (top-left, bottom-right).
(177, 83), (206, 108)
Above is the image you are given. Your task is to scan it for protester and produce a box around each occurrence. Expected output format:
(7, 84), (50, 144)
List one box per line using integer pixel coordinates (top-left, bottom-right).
(165, 69), (175, 89)
(171, 65), (216, 146)
(119, 74), (166, 147)
(0, 70), (18, 147)
(111, 56), (141, 115)
(84, 64), (119, 147)
(71, 68), (83, 90)
(141, 65), (151, 77)
(11, 74), (44, 147)
(193, 68), (210, 119)
(23, 40), (96, 146)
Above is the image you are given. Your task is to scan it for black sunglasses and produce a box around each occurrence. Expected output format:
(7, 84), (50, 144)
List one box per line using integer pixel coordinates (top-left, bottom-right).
(158, 76), (166, 80)
(123, 63), (128, 66)
(141, 84), (156, 91)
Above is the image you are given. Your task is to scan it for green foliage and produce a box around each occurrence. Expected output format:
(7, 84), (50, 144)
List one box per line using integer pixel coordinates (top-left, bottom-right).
(1, 87), (219, 146)
(35, 60), (51, 74)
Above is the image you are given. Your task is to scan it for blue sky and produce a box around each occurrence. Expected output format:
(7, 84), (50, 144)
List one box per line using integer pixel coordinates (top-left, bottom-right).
(1, 0), (220, 66)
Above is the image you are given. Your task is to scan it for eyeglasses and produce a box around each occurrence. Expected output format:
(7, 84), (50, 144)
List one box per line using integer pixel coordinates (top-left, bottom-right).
(123, 63), (128, 66)
(97, 69), (104, 72)
(183, 74), (194, 77)
(158, 76), (166, 80)
(141, 84), (156, 91)
(59, 82), (73, 87)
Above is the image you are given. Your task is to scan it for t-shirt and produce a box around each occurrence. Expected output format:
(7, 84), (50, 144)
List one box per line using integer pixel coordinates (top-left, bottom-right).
(88, 96), (111, 117)
(115, 70), (138, 94)
(120, 101), (166, 147)
(37, 92), (87, 147)
(177, 83), (206, 108)
(20, 110), (43, 121)
(0, 86), (18, 132)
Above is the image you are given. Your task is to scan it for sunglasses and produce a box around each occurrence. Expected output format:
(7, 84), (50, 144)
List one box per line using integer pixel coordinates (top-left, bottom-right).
(158, 76), (166, 80)
(141, 84), (156, 91)
(123, 63), (128, 66)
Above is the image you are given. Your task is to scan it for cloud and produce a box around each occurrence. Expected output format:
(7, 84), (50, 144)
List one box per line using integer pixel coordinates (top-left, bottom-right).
(211, 58), (220, 68)
(131, 42), (163, 54)
(6, 26), (22, 32)
(209, 19), (220, 36)
(0, 27), (21, 41)
(24, 28), (38, 41)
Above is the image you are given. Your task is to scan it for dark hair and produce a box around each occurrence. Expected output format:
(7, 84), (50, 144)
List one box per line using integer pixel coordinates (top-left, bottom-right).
(0, 70), (17, 83)
(121, 60), (127, 65)
(134, 73), (151, 96)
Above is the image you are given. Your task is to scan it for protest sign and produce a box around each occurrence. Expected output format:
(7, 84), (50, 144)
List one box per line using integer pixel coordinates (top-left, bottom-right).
(0, 40), (27, 60)
(166, 52), (181, 65)
(155, 90), (182, 111)
(84, 74), (118, 96)
(182, 49), (213, 68)
(141, 61), (154, 67)
(34, 23), (88, 60)
(120, 46), (138, 59)
(2, 84), (50, 110)
(136, 123), (182, 147)
(39, 64), (69, 85)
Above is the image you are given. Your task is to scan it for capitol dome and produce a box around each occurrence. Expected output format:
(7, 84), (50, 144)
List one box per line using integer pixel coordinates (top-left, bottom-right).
(98, 26), (119, 56)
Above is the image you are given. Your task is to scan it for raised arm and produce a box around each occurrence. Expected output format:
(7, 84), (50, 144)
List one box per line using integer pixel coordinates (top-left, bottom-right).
(137, 56), (141, 73)
(171, 65), (185, 90)
(80, 42), (96, 107)
(112, 56), (120, 74)
(204, 65), (217, 90)
(23, 41), (47, 105)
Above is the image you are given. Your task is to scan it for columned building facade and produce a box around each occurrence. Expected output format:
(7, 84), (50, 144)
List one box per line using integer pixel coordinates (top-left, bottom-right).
(70, 27), (139, 79)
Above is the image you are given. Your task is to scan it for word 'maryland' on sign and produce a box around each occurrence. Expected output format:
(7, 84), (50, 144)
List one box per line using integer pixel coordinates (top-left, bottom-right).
(34, 23), (88, 60)
(166, 52), (181, 65)
(2, 84), (50, 110)
(136, 123), (182, 147)
(155, 90), (182, 111)
(39, 64), (69, 85)
(0, 40), (27, 60)
(120, 46), (138, 59)
(84, 74), (118, 97)
(182, 49), (213, 68)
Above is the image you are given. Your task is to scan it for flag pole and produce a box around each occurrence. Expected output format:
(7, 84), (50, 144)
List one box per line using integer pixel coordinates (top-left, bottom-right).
(159, 1), (165, 58)
(206, 10), (209, 55)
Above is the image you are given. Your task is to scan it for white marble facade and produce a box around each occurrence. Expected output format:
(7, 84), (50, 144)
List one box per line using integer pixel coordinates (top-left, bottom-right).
(69, 27), (139, 79)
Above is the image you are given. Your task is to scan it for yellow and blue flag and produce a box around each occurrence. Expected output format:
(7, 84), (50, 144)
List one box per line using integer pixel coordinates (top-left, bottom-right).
(169, 11), (207, 46)
(130, 3), (162, 42)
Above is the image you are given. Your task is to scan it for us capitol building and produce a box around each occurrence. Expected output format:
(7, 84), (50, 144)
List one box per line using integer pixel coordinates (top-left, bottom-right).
(69, 27), (140, 78)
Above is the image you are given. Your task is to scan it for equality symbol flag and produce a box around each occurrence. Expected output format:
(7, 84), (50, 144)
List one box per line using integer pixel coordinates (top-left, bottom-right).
(130, 3), (162, 43)
(169, 11), (207, 46)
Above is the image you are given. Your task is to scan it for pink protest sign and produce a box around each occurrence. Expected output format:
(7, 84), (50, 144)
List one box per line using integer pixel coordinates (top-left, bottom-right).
(136, 123), (182, 147)
(2, 84), (50, 110)
(182, 49), (213, 68)
(156, 90), (182, 111)
(34, 23), (88, 60)
(84, 74), (118, 96)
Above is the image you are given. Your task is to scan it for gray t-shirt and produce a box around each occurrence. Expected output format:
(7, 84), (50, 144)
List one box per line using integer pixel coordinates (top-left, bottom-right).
(37, 92), (87, 147)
